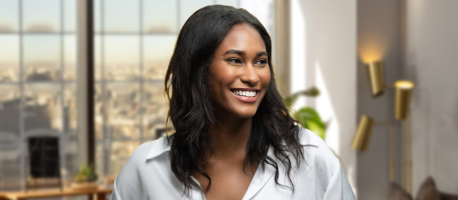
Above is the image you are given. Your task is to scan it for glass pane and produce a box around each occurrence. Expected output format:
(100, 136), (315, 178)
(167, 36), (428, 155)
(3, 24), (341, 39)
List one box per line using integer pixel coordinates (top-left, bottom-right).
(109, 141), (139, 176)
(23, 35), (60, 81)
(216, 0), (239, 7)
(94, 0), (101, 33)
(105, 82), (140, 140)
(95, 142), (104, 184)
(95, 35), (102, 80)
(143, 0), (177, 33)
(0, 0), (18, 32)
(63, 83), (77, 136)
(64, 35), (76, 80)
(63, 140), (78, 187)
(143, 35), (176, 80)
(0, 143), (21, 191)
(179, 0), (212, 28)
(104, 36), (139, 80)
(0, 84), (20, 139)
(0, 36), (19, 82)
(142, 83), (168, 140)
(23, 0), (60, 32)
(64, 0), (76, 32)
(23, 83), (62, 134)
(94, 83), (103, 140)
(104, 0), (140, 32)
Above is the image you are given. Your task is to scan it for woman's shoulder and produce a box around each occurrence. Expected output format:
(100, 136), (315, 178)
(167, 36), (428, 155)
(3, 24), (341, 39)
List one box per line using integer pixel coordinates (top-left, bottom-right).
(298, 127), (341, 173)
(117, 137), (171, 175)
(129, 136), (171, 163)
(113, 137), (172, 199)
(297, 128), (356, 199)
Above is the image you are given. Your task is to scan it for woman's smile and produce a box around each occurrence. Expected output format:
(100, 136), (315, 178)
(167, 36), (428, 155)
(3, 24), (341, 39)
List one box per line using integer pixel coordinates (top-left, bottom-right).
(230, 88), (260, 103)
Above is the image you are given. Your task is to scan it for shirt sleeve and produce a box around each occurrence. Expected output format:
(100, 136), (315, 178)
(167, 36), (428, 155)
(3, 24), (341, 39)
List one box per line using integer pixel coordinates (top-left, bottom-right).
(323, 165), (356, 200)
(109, 147), (146, 200)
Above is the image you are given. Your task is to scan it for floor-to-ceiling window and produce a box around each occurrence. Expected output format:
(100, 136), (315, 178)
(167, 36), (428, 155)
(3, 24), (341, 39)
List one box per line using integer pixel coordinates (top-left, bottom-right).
(0, 0), (78, 191)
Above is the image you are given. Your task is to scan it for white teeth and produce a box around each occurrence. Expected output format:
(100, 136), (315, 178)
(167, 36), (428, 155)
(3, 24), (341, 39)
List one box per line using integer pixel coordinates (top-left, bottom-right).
(233, 90), (257, 97)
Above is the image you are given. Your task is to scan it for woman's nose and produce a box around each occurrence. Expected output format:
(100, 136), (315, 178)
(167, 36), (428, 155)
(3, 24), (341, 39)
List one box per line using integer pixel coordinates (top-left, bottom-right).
(240, 64), (260, 85)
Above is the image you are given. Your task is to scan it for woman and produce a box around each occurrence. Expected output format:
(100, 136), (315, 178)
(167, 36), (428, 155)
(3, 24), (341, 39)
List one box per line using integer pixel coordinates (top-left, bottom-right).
(111, 5), (355, 200)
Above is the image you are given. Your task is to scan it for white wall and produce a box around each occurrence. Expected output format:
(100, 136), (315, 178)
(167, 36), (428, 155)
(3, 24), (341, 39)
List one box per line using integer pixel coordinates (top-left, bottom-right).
(290, 0), (358, 195)
(403, 0), (458, 195)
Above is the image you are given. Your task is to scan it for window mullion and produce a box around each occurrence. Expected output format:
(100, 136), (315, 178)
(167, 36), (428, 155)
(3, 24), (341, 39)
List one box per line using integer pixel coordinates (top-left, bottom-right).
(139, 0), (144, 145)
(59, 0), (67, 186)
(100, 0), (107, 179)
(18, 0), (26, 191)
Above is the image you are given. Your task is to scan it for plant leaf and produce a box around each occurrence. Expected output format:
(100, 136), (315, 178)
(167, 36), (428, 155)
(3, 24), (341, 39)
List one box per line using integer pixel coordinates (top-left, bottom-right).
(295, 107), (326, 140)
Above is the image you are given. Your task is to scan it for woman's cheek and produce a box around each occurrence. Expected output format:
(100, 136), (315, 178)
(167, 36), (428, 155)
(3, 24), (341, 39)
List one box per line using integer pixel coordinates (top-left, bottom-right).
(260, 68), (271, 87)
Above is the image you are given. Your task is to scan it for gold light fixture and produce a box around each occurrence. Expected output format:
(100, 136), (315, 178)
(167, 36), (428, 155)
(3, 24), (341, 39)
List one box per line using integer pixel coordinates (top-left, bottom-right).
(366, 61), (415, 120)
(367, 61), (385, 97)
(395, 80), (414, 120)
(351, 115), (373, 151)
(355, 60), (415, 192)
(352, 114), (395, 182)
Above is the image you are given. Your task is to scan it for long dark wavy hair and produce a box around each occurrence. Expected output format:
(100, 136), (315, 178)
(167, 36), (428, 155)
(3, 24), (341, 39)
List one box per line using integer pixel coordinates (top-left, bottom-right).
(164, 5), (305, 196)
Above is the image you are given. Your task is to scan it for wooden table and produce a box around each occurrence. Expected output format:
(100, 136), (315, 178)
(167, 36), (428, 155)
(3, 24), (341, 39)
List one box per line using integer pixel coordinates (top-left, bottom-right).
(0, 186), (113, 200)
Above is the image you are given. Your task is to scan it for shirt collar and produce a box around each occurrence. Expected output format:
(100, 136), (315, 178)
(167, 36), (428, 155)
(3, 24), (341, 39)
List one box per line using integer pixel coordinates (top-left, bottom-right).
(145, 128), (320, 160)
(243, 128), (320, 200)
(300, 128), (321, 147)
(146, 137), (171, 160)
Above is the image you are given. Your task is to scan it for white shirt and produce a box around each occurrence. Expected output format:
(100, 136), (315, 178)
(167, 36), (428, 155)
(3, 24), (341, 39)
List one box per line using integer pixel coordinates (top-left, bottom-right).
(110, 128), (356, 200)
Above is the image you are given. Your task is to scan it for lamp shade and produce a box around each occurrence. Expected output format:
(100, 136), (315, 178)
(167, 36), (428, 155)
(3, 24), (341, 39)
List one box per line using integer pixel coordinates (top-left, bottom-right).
(395, 80), (414, 120)
(366, 61), (385, 97)
(351, 114), (374, 151)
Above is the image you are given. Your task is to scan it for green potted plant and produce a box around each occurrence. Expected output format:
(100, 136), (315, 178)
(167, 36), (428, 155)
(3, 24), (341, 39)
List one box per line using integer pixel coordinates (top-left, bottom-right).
(72, 163), (99, 190)
(283, 86), (327, 140)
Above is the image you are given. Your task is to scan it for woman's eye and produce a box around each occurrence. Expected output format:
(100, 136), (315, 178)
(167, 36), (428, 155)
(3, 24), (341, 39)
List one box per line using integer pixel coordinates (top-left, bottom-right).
(255, 59), (268, 65)
(226, 58), (242, 64)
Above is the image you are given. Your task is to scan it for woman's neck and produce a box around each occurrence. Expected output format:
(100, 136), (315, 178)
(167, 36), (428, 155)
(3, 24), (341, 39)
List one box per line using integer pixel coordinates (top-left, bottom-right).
(208, 117), (252, 160)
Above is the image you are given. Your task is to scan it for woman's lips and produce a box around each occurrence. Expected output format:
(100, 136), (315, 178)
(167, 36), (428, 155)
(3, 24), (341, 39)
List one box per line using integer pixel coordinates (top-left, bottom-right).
(230, 91), (258, 103)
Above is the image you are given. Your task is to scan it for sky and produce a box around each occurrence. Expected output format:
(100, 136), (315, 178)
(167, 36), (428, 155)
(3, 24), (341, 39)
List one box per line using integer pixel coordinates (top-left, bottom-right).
(0, 0), (183, 65)
(0, 0), (273, 73)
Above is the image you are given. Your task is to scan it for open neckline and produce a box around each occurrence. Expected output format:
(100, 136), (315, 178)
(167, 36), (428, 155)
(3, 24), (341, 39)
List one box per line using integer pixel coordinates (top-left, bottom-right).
(190, 163), (263, 200)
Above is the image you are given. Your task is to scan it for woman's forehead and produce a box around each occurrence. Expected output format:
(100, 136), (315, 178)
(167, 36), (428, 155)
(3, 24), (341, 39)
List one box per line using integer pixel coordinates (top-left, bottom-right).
(216, 23), (266, 55)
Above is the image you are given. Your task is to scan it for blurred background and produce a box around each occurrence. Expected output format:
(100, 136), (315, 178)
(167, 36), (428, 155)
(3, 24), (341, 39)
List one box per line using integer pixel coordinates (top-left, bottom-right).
(0, 0), (457, 200)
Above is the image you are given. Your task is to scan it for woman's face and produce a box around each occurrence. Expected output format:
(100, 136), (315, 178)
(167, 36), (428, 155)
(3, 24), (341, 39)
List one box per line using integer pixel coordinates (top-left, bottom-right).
(209, 23), (271, 119)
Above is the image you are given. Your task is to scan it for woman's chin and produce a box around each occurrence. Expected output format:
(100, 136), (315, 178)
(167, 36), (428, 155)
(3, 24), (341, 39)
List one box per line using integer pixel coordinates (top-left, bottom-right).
(216, 104), (259, 120)
(231, 108), (258, 119)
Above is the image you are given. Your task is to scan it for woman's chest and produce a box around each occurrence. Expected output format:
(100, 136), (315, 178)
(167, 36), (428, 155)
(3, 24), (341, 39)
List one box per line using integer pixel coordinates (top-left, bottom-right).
(138, 157), (320, 200)
(193, 161), (257, 200)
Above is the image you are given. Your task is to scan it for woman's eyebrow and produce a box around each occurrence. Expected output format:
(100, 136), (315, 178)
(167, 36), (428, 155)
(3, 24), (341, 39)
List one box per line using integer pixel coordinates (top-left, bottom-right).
(256, 51), (268, 57)
(223, 49), (245, 56)
(223, 49), (268, 57)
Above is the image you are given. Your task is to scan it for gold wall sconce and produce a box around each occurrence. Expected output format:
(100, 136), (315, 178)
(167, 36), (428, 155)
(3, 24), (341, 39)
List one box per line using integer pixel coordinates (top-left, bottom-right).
(366, 61), (415, 120)
(394, 80), (414, 120)
(353, 60), (415, 193)
(351, 115), (396, 182)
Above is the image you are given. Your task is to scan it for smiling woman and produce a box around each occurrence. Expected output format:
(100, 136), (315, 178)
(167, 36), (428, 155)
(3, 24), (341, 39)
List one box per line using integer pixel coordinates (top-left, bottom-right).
(110, 5), (355, 200)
